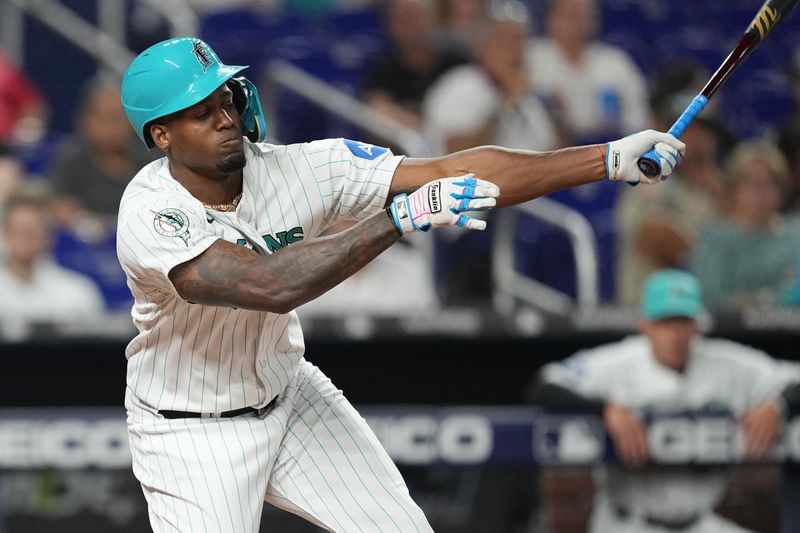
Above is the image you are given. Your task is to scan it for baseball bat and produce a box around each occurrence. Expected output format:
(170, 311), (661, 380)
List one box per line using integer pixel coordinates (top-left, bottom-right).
(637, 0), (800, 178)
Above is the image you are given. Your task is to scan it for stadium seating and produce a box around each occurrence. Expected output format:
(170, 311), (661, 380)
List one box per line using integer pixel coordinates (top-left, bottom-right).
(14, 0), (800, 308)
(52, 227), (132, 311)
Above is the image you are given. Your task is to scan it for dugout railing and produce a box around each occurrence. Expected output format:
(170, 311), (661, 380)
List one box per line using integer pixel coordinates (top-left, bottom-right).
(1, 0), (196, 70)
(493, 199), (600, 316)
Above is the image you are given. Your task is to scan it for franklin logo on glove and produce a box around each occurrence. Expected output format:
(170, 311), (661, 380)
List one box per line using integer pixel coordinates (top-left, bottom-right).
(429, 182), (441, 213)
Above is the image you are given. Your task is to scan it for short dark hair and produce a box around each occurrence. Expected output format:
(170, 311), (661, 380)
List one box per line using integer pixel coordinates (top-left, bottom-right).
(73, 73), (121, 123)
(2, 183), (53, 224)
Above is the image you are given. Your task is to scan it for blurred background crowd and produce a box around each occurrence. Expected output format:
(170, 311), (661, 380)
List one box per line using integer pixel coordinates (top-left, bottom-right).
(3, 0), (800, 330)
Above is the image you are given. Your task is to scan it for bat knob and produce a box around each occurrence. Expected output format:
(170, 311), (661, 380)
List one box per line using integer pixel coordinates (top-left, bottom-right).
(637, 150), (662, 178)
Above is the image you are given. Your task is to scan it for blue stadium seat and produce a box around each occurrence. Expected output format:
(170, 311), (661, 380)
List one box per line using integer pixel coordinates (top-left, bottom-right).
(326, 8), (389, 93)
(659, 28), (727, 72)
(52, 227), (132, 311)
(16, 134), (61, 177)
(601, 32), (656, 74)
(199, 9), (313, 78)
(514, 182), (620, 302)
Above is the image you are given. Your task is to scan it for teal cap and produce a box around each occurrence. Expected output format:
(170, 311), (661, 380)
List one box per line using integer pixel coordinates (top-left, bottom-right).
(121, 37), (247, 148)
(641, 269), (703, 320)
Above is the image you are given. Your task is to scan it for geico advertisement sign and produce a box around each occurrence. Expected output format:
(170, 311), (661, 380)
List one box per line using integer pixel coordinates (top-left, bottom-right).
(0, 420), (130, 468)
(5, 414), (800, 468)
(366, 414), (493, 465)
(648, 417), (800, 463)
(0, 415), (493, 469)
(539, 416), (800, 464)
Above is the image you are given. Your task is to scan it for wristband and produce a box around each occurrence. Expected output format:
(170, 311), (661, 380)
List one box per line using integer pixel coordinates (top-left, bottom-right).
(385, 206), (403, 236)
(388, 193), (415, 234)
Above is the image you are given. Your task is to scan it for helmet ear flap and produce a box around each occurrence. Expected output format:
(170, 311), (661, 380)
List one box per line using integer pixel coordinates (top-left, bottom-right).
(227, 76), (267, 143)
(227, 78), (248, 114)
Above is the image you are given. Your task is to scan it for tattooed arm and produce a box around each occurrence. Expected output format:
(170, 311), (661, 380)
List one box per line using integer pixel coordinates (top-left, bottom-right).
(169, 209), (401, 313)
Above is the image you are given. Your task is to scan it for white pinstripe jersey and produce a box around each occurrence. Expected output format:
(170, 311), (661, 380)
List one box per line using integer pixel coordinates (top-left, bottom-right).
(543, 335), (795, 417)
(117, 138), (402, 413)
(543, 335), (800, 518)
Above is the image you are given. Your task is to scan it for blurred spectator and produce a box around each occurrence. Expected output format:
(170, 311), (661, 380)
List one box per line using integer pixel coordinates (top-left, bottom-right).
(0, 49), (47, 145)
(0, 144), (24, 211)
(361, 0), (466, 131)
(777, 121), (800, 212)
(0, 184), (105, 332)
(126, 4), (173, 54)
(423, 0), (557, 154)
(650, 60), (715, 131)
(615, 117), (728, 305)
(46, 75), (158, 230)
(0, 144), (26, 260)
(421, 1), (558, 305)
(525, 0), (650, 145)
(692, 141), (800, 312)
(776, 48), (800, 211)
(529, 269), (800, 533)
(435, 0), (488, 57)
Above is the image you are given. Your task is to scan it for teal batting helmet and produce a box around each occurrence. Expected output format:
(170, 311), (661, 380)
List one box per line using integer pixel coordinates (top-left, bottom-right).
(121, 37), (267, 149)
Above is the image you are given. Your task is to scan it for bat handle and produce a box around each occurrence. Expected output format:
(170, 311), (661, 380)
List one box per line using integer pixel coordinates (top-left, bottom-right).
(637, 94), (710, 178)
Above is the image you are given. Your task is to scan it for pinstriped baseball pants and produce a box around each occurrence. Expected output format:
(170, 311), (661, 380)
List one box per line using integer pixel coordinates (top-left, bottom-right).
(126, 359), (433, 532)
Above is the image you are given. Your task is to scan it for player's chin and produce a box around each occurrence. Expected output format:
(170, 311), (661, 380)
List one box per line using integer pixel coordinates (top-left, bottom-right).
(216, 151), (246, 173)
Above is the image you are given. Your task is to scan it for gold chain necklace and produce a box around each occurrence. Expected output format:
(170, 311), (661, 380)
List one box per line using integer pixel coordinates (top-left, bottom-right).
(202, 191), (242, 212)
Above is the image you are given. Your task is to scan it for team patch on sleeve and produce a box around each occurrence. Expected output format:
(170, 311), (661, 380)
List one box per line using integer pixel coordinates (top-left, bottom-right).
(343, 139), (389, 160)
(549, 359), (586, 386)
(152, 208), (191, 246)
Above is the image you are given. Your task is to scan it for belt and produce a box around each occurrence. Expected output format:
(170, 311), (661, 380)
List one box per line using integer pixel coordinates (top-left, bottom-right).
(158, 397), (277, 420)
(614, 505), (700, 531)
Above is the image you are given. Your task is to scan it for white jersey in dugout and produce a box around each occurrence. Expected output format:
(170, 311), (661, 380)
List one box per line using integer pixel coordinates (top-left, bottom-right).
(116, 138), (402, 414)
(542, 335), (799, 522)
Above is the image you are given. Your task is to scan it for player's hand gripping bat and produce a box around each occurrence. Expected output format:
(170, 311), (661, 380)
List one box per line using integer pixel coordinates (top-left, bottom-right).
(637, 0), (800, 178)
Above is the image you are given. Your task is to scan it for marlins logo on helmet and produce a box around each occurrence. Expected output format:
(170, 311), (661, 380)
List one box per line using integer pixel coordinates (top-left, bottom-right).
(191, 39), (214, 71)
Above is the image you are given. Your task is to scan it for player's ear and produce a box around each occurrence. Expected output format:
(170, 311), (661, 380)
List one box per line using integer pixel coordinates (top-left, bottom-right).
(150, 123), (170, 151)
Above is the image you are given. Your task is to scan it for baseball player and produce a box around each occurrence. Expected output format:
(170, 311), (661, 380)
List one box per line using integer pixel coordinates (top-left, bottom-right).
(531, 269), (800, 533)
(116, 37), (683, 532)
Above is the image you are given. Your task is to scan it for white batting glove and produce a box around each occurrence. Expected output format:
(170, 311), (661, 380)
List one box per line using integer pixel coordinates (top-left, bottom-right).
(388, 174), (500, 234)
(606, 130), (686, 185)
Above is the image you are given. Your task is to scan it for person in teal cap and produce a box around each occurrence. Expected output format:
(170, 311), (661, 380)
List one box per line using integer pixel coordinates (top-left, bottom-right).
(530, 269), (800, 533)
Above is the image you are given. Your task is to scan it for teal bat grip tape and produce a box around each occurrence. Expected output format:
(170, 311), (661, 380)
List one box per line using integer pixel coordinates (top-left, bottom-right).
(669, 94), (709, 138)
(637, 95), (708, 178)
